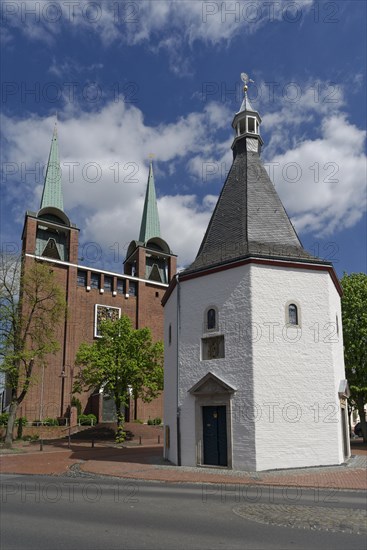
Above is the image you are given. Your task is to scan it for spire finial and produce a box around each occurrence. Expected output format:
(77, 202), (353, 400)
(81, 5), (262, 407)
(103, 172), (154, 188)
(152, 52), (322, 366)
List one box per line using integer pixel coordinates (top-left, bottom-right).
(241, 72), (254, 93)
(236, 73), (258, 114)
(53, 112), (58, 137)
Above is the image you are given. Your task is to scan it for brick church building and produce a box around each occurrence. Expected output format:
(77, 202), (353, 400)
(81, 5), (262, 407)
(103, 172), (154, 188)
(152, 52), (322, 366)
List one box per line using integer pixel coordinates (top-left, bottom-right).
(20, 124), (176, 423)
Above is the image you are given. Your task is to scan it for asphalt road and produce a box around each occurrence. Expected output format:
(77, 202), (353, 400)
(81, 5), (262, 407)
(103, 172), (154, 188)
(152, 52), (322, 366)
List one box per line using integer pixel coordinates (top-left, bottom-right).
(1, 474), (366, 550)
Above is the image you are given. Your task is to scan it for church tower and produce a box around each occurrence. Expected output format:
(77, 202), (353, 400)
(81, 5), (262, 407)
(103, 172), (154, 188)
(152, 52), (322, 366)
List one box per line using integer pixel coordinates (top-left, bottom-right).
(163, 74), (350, 471)
(124, 162), (176, 285)
(20, 123), (80, 422)
(22, 123), (79, 264)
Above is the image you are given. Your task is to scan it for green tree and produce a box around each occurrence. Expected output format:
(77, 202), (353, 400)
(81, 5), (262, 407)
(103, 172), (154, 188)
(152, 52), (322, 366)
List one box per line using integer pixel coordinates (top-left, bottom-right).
(74, 315), (163, 442)
(0, 255), (66, 447)
(341, 273), (367, 442)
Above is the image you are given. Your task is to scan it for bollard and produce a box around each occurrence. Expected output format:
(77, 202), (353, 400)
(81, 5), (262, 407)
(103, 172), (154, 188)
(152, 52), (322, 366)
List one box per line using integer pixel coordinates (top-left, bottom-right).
(139, 435), (142, 445)
(91, 439), (95, 448)
(158, 435), (160, 444)
(40, 439), (43, 451)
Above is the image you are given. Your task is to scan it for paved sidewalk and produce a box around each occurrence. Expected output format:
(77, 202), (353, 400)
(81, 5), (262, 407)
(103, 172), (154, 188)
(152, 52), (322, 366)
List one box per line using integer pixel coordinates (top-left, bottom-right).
(1, 439), (366, 490)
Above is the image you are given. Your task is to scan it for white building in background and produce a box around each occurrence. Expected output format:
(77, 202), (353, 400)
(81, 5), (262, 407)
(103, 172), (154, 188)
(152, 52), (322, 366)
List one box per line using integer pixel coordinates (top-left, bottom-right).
(163, 74), (350, 471)
(0, 372), (9, 413)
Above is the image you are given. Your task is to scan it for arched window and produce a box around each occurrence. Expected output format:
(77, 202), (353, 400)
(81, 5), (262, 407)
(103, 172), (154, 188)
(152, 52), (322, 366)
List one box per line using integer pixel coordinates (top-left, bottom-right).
(207, 308), (216, 330)
(288, 304), (298, 325)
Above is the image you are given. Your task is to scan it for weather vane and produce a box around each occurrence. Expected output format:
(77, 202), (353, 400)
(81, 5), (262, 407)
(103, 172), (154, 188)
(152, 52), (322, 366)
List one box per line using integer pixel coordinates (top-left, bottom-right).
(240, 72), (254, 93)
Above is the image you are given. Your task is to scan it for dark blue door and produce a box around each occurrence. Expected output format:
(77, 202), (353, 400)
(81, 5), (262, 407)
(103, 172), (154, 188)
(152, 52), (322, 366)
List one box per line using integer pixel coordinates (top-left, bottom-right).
(202, 406), (227, 466)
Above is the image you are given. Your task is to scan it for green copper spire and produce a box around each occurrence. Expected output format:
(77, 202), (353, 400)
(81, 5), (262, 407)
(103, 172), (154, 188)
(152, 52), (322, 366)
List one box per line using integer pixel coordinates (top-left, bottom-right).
(139, 162), (161, 243)
(40, 123), (64, 211)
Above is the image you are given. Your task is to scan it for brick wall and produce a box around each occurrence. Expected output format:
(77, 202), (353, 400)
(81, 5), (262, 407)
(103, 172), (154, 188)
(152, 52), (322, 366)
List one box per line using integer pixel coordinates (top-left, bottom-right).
(19, 213), (176, 424)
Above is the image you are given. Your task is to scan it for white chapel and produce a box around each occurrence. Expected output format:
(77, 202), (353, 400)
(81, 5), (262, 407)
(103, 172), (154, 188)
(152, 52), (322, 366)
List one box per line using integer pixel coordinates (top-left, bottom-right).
(163, 74), (350, 471)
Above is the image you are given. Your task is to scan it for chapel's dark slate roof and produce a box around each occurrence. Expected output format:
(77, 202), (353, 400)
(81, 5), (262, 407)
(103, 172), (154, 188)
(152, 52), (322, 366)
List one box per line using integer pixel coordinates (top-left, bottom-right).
(185, 137), (322, 274)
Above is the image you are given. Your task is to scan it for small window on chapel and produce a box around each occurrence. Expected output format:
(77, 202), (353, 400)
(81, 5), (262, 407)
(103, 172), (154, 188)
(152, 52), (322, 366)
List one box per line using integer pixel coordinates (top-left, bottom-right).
(207, 308), (216, 330)
(288, 304), (298, 326)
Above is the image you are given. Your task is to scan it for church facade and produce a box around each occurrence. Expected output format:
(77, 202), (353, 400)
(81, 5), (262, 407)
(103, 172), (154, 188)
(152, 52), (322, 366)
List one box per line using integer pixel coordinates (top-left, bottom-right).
(20, 125), (176, 423)
(163, 78), (350, 471)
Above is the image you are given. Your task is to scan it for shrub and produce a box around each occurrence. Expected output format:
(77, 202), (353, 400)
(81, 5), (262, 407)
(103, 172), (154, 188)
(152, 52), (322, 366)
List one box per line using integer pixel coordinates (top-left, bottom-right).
(115, 425), (126, 443)
(15, 417), (27, 426)
(0, 413), (9, 426)
(71, 396), (82, 416)
(78, 414), (89, 425)
(148, 417), (162, 425)
(88, 414), (97, 425)
(22, 434), (39, 442)
(78, 414), (97, 426)
(43, 417), (58, 426)
(0, 416), (29, 429)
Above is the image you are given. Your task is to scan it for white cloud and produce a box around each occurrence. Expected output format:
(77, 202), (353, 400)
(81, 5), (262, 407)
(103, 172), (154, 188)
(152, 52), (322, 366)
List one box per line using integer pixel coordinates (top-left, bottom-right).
(258, 79), (345, 157)
(1, 100), (230, 268)
(48, 58), (103, 78)
(248, 79), (367, 238)
(270, 114), (366, 236)
(3, 1), (315, 51)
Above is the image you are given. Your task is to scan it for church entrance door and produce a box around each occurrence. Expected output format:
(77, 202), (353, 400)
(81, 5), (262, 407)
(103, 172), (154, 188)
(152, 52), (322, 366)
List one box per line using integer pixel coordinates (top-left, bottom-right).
(202, 405), (227, 466)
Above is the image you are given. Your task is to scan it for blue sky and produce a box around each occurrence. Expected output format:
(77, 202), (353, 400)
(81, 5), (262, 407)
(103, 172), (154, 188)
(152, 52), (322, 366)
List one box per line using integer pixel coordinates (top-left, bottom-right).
(1, 0), (366, 276)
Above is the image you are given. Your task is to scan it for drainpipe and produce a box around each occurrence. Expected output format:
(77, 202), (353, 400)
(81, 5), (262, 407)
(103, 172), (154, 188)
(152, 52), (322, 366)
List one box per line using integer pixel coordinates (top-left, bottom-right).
(60, 262), (70, 418)
(176, 273), (181, 466)
(177, 407), (181, 466)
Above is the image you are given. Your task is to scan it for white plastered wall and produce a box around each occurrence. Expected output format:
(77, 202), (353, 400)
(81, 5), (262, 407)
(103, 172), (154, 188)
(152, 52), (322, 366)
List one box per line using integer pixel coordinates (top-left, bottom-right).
(163, 287), (178, 464)
(165, 261), (347, 471)
(251, 263), (346, 470)
(175, 265), (256, 470)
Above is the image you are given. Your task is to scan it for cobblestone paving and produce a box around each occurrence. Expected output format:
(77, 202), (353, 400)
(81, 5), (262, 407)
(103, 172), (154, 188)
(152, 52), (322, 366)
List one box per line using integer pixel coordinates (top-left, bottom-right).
(63, 462), (96, 478)
(232, 503), (367, 535)
(1, 444), (366, 491)
(154, 454), (367, 476)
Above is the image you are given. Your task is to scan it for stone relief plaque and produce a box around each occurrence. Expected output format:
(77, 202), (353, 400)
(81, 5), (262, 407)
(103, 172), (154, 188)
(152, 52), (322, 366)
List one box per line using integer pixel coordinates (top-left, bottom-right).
(94, 304), (121, 337)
